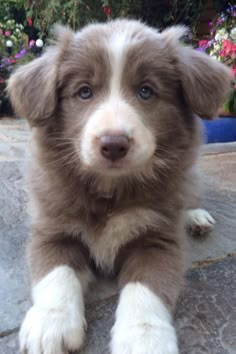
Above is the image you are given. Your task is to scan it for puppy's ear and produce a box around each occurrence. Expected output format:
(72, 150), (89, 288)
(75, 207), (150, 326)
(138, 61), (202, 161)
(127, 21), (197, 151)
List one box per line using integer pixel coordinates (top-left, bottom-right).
(7, 25), (73, 127)
(162, 27), (233, 119)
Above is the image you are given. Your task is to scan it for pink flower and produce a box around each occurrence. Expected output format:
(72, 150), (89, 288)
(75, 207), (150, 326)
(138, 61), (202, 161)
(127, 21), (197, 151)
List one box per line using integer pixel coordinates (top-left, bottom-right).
(5, 30), (11, 37)
(29, 39), (35, 48)
(198, 40), (208, 47)
(219, 50), (226, 57)
(232, 68), (236, 76)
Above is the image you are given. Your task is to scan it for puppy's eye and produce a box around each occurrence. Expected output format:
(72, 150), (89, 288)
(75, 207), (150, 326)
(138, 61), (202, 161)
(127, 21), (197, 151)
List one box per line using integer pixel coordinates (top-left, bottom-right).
(138, 86), (154, 100)
(78, 86), (93, 100)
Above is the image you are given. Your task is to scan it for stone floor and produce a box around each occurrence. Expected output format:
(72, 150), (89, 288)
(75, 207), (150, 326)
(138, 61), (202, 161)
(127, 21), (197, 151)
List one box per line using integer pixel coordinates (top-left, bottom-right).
(0, 118), (236, 354)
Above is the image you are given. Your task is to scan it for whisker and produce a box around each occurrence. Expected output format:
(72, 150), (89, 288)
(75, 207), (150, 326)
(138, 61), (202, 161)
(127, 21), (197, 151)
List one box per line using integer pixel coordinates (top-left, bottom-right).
(44, 150), (77, 167)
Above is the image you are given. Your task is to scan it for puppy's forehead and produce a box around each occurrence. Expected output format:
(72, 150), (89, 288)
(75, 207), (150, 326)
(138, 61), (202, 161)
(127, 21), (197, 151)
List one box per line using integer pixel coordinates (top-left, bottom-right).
(72, 21), (163, 74)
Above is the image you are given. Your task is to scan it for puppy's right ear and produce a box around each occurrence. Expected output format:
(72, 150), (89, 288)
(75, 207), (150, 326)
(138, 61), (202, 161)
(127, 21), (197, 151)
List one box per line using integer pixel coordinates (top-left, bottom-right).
(7, 26), (73, 127)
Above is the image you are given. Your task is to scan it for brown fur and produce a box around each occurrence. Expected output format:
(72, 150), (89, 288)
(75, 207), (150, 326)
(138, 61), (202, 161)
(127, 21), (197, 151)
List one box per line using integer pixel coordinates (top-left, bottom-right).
(8, 20), (232, 315)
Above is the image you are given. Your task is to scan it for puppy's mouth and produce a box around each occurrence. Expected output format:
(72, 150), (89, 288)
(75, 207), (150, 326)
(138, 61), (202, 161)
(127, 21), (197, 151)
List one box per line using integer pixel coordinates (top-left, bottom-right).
(93, 157), (133, 176)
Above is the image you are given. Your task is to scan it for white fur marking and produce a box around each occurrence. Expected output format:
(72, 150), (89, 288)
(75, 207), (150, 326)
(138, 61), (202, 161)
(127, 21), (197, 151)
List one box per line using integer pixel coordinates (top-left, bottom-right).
(19, 266), (86, 354)
(186, 208), (215, 235)
(80, 27), (156, 174)
(80, 98), (156, 173)
(111, 283), (179, 354)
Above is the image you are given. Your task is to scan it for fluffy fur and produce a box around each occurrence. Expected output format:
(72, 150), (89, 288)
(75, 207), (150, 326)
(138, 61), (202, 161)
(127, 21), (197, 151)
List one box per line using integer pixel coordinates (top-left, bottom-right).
(8, 19), (232, 354)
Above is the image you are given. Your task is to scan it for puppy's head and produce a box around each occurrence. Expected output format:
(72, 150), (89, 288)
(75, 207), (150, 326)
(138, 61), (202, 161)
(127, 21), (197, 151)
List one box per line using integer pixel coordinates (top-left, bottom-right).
(8, 20), (232, 180)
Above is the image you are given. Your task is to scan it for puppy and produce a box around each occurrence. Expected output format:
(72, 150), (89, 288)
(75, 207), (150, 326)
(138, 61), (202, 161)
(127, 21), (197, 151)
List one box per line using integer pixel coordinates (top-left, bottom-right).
(8, 20), (231, 354)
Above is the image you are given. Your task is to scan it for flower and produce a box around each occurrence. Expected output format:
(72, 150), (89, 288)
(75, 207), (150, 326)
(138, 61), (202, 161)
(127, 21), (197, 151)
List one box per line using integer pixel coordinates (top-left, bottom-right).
(36, 39), (44, 47)
(5, 30), (11, 37)
(103, 5), (111, 17)
(6, 40), (13, 48)
(231, 27), (236, 41)
(215, 28), (228, 41)
(14, 49), (27, 59)
(27, 18), (33, 27)
(29, 39), (35, 48)
(202, 7), (236, 114)
(198, 40), (208, 47)
(223, 39), (236, 55)
(232, 68), (236, 76)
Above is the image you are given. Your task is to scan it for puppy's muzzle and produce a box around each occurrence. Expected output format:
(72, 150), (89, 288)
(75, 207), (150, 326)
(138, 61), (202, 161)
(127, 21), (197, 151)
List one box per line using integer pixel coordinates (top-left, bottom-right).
(100, 135), (130, 161)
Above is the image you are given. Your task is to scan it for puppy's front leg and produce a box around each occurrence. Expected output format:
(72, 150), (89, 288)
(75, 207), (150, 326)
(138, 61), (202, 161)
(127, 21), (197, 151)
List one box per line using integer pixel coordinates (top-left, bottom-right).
(19, 230), (91, 354)
(112, 234), (184, 354)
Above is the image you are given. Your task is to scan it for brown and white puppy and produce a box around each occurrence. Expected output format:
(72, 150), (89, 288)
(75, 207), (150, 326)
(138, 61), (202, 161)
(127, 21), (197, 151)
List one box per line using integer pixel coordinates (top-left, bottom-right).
(8, 20), (231, 354)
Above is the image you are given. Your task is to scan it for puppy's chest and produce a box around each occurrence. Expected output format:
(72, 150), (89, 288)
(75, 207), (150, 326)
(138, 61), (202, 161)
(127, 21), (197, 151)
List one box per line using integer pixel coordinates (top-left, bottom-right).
(79, 206), (163, 273)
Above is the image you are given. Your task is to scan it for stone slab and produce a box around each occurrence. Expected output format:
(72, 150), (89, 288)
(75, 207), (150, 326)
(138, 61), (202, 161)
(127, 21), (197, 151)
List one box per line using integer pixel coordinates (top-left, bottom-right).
(0, 119), (29, 161)
(1, 256), (235, 354)
(0, 148), (236, 335)
(176, 256), (236, 354)
(187, 152), (236, 264)
(0, 118), (236, 351)
(0, 161), (30, 335)
(202, 141), (236, 155)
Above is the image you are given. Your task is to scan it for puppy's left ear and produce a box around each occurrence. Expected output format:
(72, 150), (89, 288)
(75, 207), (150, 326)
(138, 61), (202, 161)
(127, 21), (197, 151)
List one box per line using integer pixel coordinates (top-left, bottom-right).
(7, 25), (73, 127)
(162, 27), (233, 119)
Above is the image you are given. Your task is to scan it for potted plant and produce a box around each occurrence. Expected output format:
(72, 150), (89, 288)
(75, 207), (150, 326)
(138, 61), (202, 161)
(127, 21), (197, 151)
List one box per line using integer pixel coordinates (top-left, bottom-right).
(196, 3), (236, 143)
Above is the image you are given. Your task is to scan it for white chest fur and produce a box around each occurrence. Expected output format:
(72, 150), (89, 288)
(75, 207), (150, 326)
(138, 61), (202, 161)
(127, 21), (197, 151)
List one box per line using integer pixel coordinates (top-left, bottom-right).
(81, 207), (166, 273)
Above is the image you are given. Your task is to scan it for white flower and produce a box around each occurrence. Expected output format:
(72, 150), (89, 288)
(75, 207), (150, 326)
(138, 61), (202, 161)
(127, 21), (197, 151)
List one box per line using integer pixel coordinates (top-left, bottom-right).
(230, 27), (236, 41)
(36, 38), (44, 47)
(6, 39), (13, 47)
(215, 28), (228, 41)
(213, 43), (220, 51)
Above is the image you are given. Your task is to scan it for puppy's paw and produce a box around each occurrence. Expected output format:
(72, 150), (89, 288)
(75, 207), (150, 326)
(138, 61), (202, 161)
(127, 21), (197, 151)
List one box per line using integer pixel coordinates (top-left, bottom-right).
(112, 283), (179, 354)
(186, 208), (215, 236)
(19, 304), (86, 354)
(111, 321), (178, 354)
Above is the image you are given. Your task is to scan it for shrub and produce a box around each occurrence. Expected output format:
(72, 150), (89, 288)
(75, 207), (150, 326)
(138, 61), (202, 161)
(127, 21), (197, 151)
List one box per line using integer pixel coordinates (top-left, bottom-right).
(197, 4), (236, 114)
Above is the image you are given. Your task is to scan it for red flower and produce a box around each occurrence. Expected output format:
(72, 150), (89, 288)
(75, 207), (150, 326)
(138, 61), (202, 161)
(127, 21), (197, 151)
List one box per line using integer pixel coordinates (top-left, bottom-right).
(103, 5), (111, 17)
(9, 59), (15, 64)
(223, 40), (236, 55)
(27, 18), (33, 27)
(198, 40), (208, 47)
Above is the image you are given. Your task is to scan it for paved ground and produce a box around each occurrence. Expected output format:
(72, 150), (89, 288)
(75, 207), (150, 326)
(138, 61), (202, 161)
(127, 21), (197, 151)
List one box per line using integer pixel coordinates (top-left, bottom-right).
(0, 118), (236, 354)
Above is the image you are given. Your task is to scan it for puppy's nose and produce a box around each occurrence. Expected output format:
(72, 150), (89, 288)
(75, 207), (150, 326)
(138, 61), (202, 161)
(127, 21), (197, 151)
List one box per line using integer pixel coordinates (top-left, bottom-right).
(100, 135), (129, 161)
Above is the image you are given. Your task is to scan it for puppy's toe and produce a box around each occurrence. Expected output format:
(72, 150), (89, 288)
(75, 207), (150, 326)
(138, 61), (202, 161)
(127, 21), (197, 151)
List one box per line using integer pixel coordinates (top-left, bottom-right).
(19, 305), (86, 354)
(185, 208), (215, 236)
(111, 320), (178, 354)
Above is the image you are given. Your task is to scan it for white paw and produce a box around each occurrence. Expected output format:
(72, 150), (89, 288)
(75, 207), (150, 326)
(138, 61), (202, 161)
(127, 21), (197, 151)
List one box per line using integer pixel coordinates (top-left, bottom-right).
(19, 304), (86, 354)
(186, 208), (215, 236)
(111, 321), (178, 354)
(111, 283), (179, 354)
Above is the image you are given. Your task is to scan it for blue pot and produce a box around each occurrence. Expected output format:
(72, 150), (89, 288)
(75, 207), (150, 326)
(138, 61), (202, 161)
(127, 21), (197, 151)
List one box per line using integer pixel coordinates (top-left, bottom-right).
(202, 116), (236, 144)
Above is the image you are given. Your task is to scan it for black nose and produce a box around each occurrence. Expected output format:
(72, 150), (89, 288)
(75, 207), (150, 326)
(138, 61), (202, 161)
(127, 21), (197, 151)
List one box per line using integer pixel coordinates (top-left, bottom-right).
(100, 135), (130, 161)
